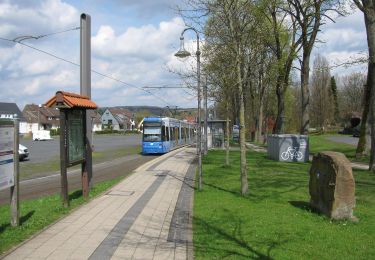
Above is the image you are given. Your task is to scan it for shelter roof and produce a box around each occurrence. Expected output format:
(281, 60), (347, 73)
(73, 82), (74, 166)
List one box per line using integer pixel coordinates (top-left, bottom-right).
(45, 91), (97, 109)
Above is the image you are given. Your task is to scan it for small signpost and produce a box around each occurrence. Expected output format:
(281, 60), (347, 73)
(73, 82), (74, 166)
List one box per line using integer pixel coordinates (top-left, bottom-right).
(45, 91), (97, 207)
(0, 118), (20, 226)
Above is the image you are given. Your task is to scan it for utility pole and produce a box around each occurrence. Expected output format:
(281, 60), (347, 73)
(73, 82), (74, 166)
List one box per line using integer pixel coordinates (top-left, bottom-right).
(80, 13), (93, 190)
(10, 116), (19, 226)
(204, 76), (208, 155)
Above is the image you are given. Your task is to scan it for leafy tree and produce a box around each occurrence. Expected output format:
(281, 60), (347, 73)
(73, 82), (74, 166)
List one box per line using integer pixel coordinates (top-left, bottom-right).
(330, 76), (340, 124)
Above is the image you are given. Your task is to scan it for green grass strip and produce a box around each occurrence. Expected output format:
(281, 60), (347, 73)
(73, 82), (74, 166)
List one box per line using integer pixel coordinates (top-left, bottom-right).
(309, 135), (369, 163)
(0, 176), (125, 255)
(194, 150), (375, 259)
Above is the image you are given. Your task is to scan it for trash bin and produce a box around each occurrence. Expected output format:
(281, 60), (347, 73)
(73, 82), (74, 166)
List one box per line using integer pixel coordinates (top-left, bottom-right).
(267, 134), (309, 162)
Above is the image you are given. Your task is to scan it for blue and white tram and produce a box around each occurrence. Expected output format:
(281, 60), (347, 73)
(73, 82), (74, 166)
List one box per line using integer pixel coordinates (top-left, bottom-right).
(142, 117), (195, 154)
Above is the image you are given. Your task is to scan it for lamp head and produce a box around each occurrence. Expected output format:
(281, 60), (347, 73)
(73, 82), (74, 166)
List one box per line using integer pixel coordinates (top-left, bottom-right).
(174, 36), (191, 58)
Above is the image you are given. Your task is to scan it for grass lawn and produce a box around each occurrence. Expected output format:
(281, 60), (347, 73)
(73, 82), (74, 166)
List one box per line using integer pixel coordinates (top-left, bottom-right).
(194, 150), (375, 259)
(309, 135), (369, 163)
(0, 175), (126, 255)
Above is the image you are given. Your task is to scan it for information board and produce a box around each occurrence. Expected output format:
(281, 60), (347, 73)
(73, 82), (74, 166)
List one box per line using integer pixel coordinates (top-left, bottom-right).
(0, 120), (14, 191)
(67, 110), (84, 164)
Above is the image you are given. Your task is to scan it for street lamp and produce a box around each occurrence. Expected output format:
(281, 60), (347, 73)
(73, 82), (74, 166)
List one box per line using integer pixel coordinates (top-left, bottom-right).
(175, 27), (202, 191)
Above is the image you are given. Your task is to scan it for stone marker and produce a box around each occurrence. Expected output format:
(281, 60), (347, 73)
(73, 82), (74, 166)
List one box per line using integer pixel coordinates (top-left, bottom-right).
(309, 151), (357, 221)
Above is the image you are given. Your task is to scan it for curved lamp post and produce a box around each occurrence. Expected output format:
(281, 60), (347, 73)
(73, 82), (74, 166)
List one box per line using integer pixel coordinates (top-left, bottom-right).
(175, 27), (202, 191)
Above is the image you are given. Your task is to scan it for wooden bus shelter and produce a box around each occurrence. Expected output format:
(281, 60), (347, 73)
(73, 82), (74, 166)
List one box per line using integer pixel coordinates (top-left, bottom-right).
(45, 91), (97, 207)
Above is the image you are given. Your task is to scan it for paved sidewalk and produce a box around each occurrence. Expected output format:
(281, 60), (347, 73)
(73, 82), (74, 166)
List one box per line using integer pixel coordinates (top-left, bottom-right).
(3, 147), (196, 260)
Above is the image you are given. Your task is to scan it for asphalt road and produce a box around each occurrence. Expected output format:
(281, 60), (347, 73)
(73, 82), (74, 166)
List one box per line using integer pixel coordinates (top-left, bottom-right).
(20, 134), (142, 163)
(325, 135), (358, 146)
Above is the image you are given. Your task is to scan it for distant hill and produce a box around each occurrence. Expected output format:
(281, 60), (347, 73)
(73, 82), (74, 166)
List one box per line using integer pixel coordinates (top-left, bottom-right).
(98, 106), (197, 116)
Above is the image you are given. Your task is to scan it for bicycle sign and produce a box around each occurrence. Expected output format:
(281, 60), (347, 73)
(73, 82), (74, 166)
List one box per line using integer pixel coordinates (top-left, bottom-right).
(281, 146), (303, 161)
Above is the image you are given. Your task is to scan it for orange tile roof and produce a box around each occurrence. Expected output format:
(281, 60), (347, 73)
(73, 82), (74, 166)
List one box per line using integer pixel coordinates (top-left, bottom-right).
(45, 91), (97, 109)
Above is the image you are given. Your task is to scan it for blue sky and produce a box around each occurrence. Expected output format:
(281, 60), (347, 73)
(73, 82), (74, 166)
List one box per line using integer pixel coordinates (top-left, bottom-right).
(0, 0), (368, 109)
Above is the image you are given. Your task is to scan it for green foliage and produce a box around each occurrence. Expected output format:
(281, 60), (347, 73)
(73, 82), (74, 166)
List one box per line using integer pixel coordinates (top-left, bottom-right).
(49, 128), (60, 136)
(0, 176), (125, 254)
(95, 129), (121, 134)
(194, 150), (375, 259)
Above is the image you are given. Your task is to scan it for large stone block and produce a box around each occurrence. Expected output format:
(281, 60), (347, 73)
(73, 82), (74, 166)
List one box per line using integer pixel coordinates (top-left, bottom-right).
(309, 151), (356, 220)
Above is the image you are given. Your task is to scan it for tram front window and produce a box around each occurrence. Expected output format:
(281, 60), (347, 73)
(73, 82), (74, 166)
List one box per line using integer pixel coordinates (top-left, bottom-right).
(143, 127), (161, 142)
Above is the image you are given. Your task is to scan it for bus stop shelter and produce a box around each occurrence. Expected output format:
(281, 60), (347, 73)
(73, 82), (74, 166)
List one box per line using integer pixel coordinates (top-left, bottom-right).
(206, 119), (226, 149)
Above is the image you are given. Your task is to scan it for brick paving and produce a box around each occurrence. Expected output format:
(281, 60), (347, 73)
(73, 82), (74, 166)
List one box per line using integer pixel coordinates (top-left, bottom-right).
(3, 147), (196, 260)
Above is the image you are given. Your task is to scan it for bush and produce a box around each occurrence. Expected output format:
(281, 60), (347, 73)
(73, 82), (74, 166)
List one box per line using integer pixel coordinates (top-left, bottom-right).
(95, 129), (121, 134)
(50, 128), (60, 136)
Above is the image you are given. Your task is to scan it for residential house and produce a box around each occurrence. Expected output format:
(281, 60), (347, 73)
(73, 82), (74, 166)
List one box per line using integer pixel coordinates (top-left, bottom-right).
(22, 104), (60, 134)
(0, 102), (27, 133)
(101, 108), (134, 131)
(88, 110), (103, 132)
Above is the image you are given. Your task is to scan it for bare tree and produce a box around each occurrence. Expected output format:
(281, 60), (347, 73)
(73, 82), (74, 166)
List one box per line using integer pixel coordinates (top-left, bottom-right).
(338, 73), (366, 119)
(286, 0), (343, 134)
(310, 54), (333, 129)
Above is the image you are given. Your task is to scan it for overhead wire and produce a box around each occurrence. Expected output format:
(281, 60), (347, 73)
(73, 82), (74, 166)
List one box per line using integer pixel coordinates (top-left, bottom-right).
(0, 36), (179, 107)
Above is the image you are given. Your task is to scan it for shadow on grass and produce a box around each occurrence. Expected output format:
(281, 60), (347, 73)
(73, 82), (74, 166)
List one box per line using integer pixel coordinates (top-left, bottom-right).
(69, 190), (82, 201)
(0, 210), (35, 234)
(194, 216), (287, 259)
(289, 201), (322, 216)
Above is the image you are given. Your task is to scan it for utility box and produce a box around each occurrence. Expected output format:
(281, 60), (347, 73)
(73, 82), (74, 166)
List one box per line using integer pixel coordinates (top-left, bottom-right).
(267, 134), (309, 162)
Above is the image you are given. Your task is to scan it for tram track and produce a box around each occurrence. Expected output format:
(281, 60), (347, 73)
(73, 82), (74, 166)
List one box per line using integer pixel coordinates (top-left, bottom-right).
(0, 154), (157, 205)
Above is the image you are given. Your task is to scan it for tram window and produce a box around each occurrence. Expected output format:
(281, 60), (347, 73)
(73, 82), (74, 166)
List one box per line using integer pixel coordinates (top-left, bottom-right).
(143, 126), (161, 142)
(170, 127), (174, 141)
(165, 126), (169, 141)
(162, 125), (166, 141)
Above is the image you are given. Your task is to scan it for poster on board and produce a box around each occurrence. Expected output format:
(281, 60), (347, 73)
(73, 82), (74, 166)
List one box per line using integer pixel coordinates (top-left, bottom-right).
(0, 120), (15, 191)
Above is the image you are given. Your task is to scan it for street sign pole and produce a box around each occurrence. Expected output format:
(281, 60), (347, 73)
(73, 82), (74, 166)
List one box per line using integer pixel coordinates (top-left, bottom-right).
(10, 117), (19, 226)
(60, 110), (69, 207)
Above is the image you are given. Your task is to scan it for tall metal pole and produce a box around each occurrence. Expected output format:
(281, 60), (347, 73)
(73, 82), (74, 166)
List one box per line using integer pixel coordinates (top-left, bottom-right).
(204, 76), (208, 155)
(80, 13), (93, 190)
(176, 27), (202, 190)
(196, 35), (202, 191)
(10, 117), (19, 226)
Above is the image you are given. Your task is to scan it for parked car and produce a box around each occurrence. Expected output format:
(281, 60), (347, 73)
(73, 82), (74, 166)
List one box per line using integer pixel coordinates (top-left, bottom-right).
(19, 144), (29, 161)
(33, 130), (52, 141)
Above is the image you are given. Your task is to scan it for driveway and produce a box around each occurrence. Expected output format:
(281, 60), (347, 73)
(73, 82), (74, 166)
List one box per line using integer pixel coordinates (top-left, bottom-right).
(325, 135), (358, 146)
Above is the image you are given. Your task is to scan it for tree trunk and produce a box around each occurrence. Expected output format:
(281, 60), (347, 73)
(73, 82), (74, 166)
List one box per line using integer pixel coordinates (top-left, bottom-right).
(300, 52), (311, 135)
(226, 100), (230, 166)
(257, 101), (264, 143)
(364, 12), (375, 171)
(356, 82), (371, 157)
(236, 52), (248, 196)
(273, 79), (285, 134)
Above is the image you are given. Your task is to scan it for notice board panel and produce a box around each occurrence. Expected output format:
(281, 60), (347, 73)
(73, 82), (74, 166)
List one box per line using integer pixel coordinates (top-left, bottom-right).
(0, 120), (14, 191)
(67, 110), (85, 164)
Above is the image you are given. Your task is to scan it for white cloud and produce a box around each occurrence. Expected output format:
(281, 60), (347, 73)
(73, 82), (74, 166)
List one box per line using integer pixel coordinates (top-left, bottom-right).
(0, 0), (78, 38)
(92, 17), (185, 60)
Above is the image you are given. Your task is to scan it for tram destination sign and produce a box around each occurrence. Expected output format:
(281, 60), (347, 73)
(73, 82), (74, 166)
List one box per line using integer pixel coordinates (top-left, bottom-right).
(67, 110), (85, 165)
(0, 120), (15, 191)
